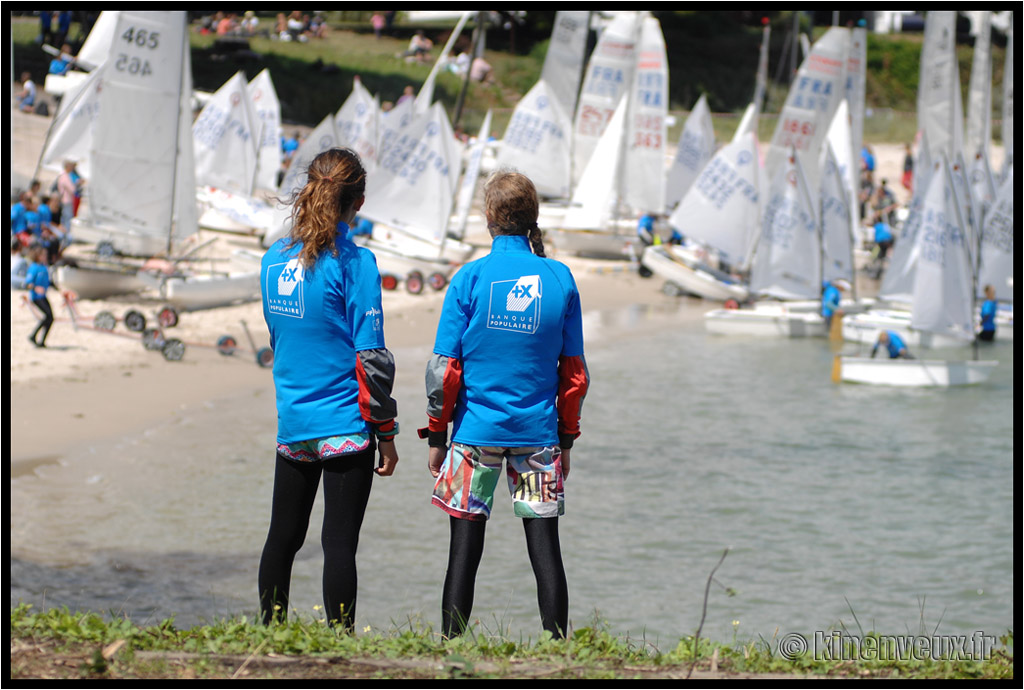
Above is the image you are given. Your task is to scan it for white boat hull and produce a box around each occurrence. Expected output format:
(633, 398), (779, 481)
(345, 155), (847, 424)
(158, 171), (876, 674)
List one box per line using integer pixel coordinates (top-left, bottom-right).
(548, 228), (637, 260)
(160, 271), (261, 310)
(641, 245), (749, 302)
(836, 356), (999, 387)
(705, 304), (827, 337)
(55, 264), (148, 300)
(843, 309), (1012, 347)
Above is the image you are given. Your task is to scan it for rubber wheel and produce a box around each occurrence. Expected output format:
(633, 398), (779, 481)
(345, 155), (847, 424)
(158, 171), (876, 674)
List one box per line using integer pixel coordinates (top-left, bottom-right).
(724, 298), (740, 310)
(380, 274), (399, 291)
(94, 311), (117, 331)
(428, 272), (448, 291)
(216, 335), (238, 356)
(661, 282), (684, 297)
(124, 310), (146, 332)
(96, 241), (116, 258)
(142, 328), (164, 350)
(256, 347), (275, 368)
(405, 270), (424, 295)
(158, 306), (179, 328)
(162, 338), (186, 361)
(638, 264), (654, 278)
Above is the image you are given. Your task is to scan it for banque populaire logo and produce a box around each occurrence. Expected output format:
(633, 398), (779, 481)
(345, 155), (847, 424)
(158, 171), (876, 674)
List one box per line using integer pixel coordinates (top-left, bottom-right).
(487, 275), (542, 334)
(266, 259), (304, 318)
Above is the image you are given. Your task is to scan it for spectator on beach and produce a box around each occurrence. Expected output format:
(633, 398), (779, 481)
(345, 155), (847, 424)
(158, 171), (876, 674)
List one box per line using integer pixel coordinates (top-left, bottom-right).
(870, 180), (898, 229)
(38, 11), (55, 46)
(308, 14), (328, 39)
(20, 196), (42, 243)
(371, 12), (386, 40)
(25, 244), (55, 348)
(396, 85), (415, 106)
(871, 330), (913, 359)
(978, 284), (999, 342)
(281, 131), (301, 164)
(240, 11), (260, 37)
(11, 236), (29, 289)
(258, 147), (400, 631)
(470, 56), (494, 84)
(17, 72), (37, 113)
(423, 171), (589, 640)
(286, 12), (308, 42)
(901, 143), (914, 193)
(56, 160), (79, 232)
(11, 192), (29, 239)
(401, 31), (433, 62)
(54, 11), (72, 47)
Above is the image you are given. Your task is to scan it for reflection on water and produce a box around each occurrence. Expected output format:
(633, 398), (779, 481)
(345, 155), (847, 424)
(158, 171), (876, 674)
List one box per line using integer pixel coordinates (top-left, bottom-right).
(10, 300), (1015, 645)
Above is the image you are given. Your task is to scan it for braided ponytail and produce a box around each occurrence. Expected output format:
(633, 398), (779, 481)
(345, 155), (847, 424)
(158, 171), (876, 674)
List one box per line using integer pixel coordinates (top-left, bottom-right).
(483, 169), (545, 256)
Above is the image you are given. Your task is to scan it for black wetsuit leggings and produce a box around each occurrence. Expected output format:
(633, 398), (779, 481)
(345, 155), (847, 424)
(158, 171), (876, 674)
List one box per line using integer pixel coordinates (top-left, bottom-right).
(30, 296), (54, 346)
(258, 448), (374, 631)
(442, 515), (569, 639)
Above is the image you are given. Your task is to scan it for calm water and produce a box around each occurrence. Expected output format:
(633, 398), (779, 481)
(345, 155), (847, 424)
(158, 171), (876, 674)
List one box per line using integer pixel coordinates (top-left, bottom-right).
(10, 299), (1015, 646)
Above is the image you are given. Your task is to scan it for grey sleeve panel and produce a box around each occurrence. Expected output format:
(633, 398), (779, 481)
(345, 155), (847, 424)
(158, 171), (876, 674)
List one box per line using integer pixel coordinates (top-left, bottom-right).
(425, 353), (450, 420)
(357, 348), (398, 422)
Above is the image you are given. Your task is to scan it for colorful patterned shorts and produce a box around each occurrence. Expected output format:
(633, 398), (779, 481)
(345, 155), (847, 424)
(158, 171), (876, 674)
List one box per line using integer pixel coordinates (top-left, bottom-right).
(277, 433), (371, 462)
(431, 444), (564, 521)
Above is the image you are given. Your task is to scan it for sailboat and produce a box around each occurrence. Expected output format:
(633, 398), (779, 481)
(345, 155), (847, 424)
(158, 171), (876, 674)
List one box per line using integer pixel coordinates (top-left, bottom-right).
(42, 11), (120, 99)
(62, 12), (261, 310)
(548, 11), (668, 259)
(835, 158), (999, 386)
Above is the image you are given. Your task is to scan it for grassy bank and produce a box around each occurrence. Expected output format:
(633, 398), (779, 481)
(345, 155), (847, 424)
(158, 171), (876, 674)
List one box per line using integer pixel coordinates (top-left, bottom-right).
(10, 605), (1014, 680)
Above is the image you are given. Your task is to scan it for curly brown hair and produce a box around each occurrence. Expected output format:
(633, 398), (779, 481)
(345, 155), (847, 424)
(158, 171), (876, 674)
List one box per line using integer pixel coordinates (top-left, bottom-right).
(483, 170), (545, 257)
(284, 148), (367, 269)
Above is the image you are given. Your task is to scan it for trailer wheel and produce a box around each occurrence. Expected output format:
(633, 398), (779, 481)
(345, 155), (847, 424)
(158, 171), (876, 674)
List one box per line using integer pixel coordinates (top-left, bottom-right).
(428, 272), (447, 291)
(256, 347), (275, 368)
(216, 335), (238, 356)
(162, 338), (186, 361)
(124, 310), (146, 332)
(381, 274), (399, 291)
(94, 311), (117, 331)
(405, 270), (424, 295)
(638, 264), (653, 278)
(158, 306), (179, 328)
(142, 328), (164, 350)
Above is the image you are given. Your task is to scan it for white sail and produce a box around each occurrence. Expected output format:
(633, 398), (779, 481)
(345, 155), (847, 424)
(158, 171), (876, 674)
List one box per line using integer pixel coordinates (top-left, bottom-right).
(968, 149), (997, 224)
(822, 99), (859, 239)
(918, 11), (965, 163)
(621, 14), (668, 215)
(562, 96), (628, 231)
(977, 166), (1014, 303)
(335, 76), (380, 172)
(172, 42), (198, 247)
(494, 79), (573, 199)
(193, 71), (259, 197)
(39, 64), (105, 177)
(75, 11), (120, 70)
(765, 27), (850, 199)
(965, 11), (993, 160)
(361, 102), (461, 245)
(665, 93), (715, 209)
(667, 131), (761, 268)
(248, 69), (283, 193)
(749, 149), (821, 300)
(277, 114), (339, 198)
(909, 158), (975, 341)
(1001, 16), (1014, 178)
(846, 25), (867, 189)
(414, 11), (472, 113)
(453, 110), (492, 238)
(82, 11), (196, 253)
(541, 11), (591, 118)
(820, 143), (855, 285)
(571, 11), (641, 187)
(376, 97), (417, 166)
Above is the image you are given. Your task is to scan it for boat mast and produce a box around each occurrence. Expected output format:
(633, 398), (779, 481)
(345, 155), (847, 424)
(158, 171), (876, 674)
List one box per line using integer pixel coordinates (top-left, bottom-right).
(167, 12), (187, 256)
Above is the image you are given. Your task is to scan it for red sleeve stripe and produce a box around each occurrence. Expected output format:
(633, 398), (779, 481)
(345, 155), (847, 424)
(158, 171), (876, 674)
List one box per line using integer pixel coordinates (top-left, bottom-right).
(557, 355), (589, 437)
(428, 357), (463, 432)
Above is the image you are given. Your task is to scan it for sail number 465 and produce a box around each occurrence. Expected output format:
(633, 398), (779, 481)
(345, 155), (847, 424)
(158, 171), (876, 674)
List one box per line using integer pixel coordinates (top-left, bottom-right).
(115, 27), (160, 77)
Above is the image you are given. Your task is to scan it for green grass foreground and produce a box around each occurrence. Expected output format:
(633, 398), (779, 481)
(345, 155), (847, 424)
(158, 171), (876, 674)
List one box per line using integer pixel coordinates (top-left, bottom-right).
(9, 604), (1014, 680)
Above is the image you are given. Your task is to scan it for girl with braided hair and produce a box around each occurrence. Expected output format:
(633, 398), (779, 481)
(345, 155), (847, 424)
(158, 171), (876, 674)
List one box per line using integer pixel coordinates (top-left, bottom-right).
(259, 148), (400, 631)
(421, 170), (590, 638)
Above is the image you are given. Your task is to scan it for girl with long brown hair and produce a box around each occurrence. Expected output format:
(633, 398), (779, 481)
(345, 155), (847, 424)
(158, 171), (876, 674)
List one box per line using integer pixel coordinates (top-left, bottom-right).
(259, 148), (400, 631)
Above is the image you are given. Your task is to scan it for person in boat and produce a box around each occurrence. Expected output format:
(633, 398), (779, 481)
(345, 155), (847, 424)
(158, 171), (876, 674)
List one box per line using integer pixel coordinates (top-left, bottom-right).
(821, 279), (850, 330)
(422, 170), (590, 640)
(978, 284), (998, 343)
(47, 44), (76, 76)
(258, 147), (400, 631)
(25, 243), (54, 348)
(871, 330), (913, 359)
